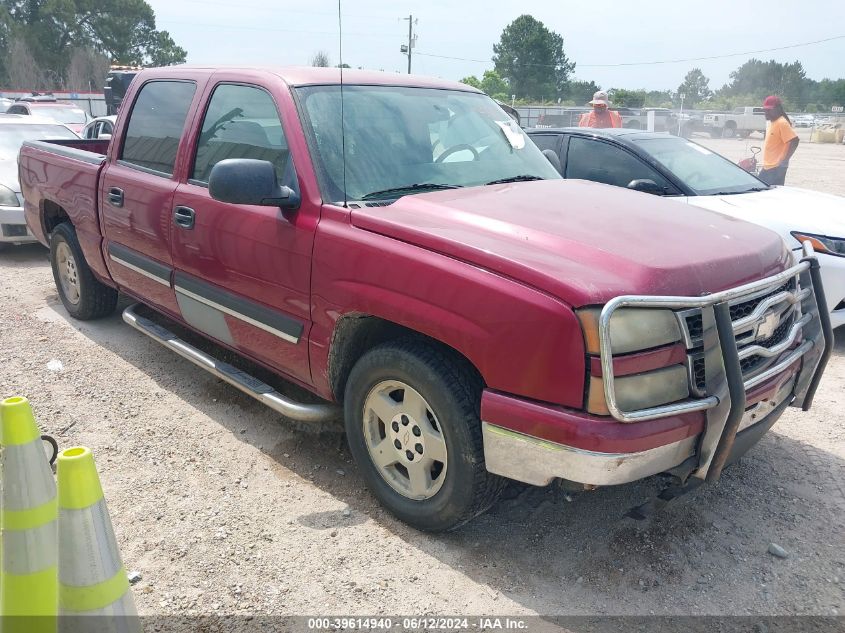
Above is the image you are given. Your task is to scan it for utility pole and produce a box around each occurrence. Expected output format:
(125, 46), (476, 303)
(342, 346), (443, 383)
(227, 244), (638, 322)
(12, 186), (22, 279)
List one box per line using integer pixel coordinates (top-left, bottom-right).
(401, 15), (417, 74)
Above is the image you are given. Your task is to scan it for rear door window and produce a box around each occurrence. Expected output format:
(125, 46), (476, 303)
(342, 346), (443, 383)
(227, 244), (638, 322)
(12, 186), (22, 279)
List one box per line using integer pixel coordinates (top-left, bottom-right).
(191, 83), (289, 184)
(565, 136), (672, 190)
(120, 80), (196, 176)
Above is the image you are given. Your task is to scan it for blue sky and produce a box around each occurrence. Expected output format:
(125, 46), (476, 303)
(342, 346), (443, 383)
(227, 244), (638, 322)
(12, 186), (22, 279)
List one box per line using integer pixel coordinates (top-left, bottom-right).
(146, 0), (845, 92)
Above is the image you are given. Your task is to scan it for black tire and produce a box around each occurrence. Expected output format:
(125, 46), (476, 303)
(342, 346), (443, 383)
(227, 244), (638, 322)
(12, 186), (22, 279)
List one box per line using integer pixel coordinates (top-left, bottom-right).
(344, 339), (505, 531)
(50, 222), (117, 320)
(723, 125), (737, 138)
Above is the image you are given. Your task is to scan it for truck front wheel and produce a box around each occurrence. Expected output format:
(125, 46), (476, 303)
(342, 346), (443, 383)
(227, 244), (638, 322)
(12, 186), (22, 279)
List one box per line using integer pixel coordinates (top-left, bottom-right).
(50, 222), (117, 320)
(344, 339), (505, 531)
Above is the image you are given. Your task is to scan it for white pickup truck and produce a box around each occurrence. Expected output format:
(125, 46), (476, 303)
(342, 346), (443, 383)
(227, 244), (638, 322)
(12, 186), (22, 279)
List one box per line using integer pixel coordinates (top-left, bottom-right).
(703, 106), (767, 138)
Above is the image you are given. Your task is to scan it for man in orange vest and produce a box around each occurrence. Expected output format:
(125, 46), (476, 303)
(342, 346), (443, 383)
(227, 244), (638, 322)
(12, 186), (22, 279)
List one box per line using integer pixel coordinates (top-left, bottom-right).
(578, 91), (622, 128)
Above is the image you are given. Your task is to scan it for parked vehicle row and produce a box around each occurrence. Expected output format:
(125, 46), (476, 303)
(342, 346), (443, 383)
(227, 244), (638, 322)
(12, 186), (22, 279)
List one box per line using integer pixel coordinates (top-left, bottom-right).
(0, 115), (79, 249)
(5, 98), (89, 134)
(18, 67), (832, 531)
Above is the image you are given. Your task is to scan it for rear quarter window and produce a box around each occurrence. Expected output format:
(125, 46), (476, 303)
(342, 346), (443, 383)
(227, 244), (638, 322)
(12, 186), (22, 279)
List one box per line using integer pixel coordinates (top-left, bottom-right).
(120, 80), (197, 176)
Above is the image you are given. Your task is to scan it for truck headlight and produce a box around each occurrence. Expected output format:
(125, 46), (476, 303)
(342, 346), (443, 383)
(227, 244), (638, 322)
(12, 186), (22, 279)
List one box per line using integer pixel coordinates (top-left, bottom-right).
(578, 307), (689, 418)
(586, 365), (690, 417)
(577, 307), (682, 355)
(791, 231), (845, 258)
(0, 184), (19, 207)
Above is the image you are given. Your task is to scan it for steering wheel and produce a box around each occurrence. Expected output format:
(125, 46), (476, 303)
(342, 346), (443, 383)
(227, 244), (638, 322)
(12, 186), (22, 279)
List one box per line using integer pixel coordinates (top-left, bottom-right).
(435, 144), (479, 163)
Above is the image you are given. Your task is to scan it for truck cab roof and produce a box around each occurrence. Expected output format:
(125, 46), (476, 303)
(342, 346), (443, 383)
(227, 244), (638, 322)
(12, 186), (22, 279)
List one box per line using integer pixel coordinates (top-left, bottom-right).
(133, 65), (481, 92)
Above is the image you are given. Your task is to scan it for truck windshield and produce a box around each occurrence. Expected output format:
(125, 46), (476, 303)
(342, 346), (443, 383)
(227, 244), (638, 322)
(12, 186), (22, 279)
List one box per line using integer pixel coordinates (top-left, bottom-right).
(632, 136), (767, 195)
(296, 85), (560, 202)
(0, 124), (78, 157)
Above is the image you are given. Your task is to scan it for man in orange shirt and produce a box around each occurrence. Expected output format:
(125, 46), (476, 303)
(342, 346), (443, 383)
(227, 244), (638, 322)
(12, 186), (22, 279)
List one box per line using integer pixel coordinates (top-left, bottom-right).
(759, 95), (799, 186)
(578, 91), (622, 128)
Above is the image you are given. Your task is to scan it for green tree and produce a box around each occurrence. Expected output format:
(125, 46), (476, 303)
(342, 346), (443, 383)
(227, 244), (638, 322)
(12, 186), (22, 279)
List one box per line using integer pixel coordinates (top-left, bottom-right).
(677, 68), (711, 106)
(479, 69), (509, 99)
(0, 0), (187, 85)
(460, 75), (482, 89)
(492, 15), (574, 101)
(460, 70), (510, 101)
(565, 79), (600, 105)
(645, 90), (673, 108)
(721, 58), (807, 107)
(611, 88), (646, 108)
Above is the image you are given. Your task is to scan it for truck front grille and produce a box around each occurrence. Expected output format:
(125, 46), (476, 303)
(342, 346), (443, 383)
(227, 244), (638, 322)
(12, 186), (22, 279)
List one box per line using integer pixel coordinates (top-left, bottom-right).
(685, 280), (804, 395)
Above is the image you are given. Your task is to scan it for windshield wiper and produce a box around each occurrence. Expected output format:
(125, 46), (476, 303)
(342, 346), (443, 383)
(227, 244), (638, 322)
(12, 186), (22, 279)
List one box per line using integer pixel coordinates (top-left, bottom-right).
(709, 189), (757, 196)
(485, 175), (543, 185)
(360, 183), (460, 200)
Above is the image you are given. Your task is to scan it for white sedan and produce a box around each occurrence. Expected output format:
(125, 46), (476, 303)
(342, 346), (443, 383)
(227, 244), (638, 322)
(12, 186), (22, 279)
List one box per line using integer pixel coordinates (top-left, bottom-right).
(527, 127), (845, 327)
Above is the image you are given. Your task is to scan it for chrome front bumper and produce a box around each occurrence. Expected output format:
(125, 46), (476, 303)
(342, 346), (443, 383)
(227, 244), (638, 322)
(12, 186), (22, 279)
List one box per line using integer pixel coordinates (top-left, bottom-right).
(483, 377), (797, 487)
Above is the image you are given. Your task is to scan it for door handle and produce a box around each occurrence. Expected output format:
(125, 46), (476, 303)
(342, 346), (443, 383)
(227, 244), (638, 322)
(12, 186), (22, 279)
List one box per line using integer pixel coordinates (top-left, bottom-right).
(173, 206), (196, 229)
(107, 187), (124, 207)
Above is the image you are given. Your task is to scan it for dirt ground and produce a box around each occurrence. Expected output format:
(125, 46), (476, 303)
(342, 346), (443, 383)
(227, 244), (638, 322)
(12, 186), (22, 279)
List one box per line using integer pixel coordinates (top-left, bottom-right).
(1, 136), (844, 623)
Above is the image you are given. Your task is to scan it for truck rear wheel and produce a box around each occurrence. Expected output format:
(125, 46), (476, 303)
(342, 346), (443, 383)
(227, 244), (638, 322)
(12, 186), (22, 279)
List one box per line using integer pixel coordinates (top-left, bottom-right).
(50, 222), (117, 320)
(344, 339), (505, 531)
(723, 125), (737, 138)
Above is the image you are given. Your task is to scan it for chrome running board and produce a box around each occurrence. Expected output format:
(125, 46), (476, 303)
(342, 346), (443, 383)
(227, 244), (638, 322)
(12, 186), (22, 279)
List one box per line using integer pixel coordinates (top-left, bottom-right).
(122, 303), (340, 423)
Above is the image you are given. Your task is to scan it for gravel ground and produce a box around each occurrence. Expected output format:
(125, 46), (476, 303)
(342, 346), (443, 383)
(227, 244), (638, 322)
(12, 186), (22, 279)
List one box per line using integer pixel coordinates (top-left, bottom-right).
(1, 137), (844, 621)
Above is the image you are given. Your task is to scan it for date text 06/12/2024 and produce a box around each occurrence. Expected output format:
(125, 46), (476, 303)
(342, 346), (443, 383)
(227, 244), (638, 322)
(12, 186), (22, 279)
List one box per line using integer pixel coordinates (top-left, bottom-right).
(307, 617), (529, 631)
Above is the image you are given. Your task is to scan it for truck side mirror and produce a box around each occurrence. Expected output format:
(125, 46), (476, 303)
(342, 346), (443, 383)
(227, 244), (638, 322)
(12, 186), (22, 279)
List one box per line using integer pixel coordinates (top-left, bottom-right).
(209, 159), (300, 210)
(542, 149), (562, 175)
(627, 178), (665, 195)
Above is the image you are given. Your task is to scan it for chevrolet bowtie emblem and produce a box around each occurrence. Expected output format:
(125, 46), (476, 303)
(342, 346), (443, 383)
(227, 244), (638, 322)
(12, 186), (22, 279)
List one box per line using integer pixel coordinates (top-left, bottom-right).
(757, 311), (781, 340)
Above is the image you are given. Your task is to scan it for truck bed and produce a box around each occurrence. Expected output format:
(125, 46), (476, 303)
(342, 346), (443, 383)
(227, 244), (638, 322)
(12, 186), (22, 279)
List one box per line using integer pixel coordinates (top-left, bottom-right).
(20, 138), (111, 281)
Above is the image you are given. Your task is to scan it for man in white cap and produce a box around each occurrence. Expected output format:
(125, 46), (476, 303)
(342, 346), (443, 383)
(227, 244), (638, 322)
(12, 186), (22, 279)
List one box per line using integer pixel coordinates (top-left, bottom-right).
(579, 90), (622, 128)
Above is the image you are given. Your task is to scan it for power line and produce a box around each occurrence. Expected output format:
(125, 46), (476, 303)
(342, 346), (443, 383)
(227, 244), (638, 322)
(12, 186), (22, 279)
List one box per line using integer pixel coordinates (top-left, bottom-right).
(414, 34), (845, 69)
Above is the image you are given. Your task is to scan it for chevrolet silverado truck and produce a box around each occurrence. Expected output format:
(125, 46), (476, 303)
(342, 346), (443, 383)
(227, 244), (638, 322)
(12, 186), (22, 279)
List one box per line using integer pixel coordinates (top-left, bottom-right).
(20, 67), (832, 531)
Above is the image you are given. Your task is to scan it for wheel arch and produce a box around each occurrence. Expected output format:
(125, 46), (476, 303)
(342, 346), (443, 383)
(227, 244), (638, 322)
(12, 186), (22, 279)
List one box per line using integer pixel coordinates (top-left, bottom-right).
(327, 313), (483, 402)
(41, 198), (70, 237)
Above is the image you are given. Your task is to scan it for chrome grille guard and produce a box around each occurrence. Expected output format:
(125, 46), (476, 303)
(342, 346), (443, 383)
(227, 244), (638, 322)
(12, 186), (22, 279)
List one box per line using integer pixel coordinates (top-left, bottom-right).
(598, 242), (832, 424)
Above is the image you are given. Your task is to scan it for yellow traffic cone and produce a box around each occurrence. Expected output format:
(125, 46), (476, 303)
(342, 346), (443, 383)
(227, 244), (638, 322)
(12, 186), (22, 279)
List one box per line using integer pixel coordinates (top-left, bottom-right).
(0, 396), (58, 633)
(56, 447), (138, 631)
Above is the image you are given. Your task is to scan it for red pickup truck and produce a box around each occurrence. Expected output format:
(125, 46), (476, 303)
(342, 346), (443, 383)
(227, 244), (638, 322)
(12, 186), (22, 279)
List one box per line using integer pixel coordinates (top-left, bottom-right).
(19, 67), (832, 530)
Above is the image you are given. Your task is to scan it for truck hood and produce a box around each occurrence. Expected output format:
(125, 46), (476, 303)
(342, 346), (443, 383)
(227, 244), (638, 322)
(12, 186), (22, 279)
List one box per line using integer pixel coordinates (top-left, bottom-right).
(686, 186), (845, 250)
(350, 180), (790, 307)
